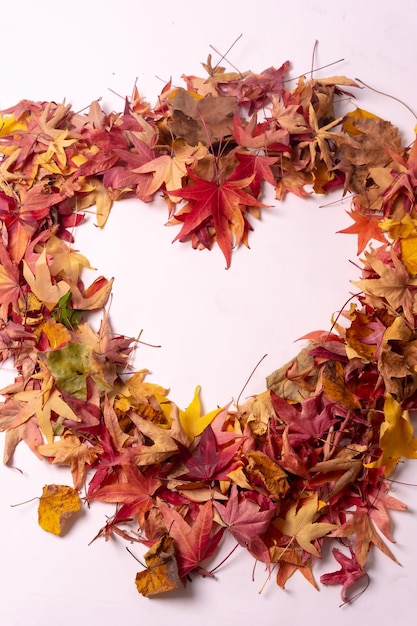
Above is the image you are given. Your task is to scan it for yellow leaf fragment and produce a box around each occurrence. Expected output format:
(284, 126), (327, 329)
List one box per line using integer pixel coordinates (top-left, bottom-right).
(365, 393), (417, 475)
(38, 484), (81, 535)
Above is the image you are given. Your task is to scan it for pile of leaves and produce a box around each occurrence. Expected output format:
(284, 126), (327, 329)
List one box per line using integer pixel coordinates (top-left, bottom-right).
(1, 56), (417, 603)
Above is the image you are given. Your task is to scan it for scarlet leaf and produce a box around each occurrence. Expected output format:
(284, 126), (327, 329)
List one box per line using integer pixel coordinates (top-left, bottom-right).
(158, 500), (224, 578)
(171, 168), (266, 267)
(178, 425), (243, 482)
(214, 485), (274, 562)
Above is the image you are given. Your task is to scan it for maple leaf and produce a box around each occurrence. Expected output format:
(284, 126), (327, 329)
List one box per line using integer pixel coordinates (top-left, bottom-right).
(365, 483), (407, 542)
(298, 104), (349, 171)
(274, 492), (337, 557)
(231, 112), (289, 150)
(178, 425), (243, 482)
(178, 385), (221, 441)
(214, 485), (274, 563)
(273, 547), (318, 591)
(45, 235), (95, 282)
(0, 186), (63, 263)
(320, 547), (367, 603)
(365, 392), (417, 475)
(353, 249), (417, 326)
(22, 248), (70, 311)
(158, 499), (224, 578)
(271, 392), (335, 441)
(331, 507), (399, 567)
(6, 367), (82, 443)
(2, 413), (42, 464)
(229, 150), (279, 199)
(171, 168), (266, 267)
(168, 88), (236, 146)
(67, 275), (113, 311)
(338, 208), (387, 254)
(37, 431), (100, 490)
(0, 241), (21, 318)
(357, 315), (387, 360)
(128, 410), (186, 466)
(134, 139), (207, 200)
(86, 463), (161, 521)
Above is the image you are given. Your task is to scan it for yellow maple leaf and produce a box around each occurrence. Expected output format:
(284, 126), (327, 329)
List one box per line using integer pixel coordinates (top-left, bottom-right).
(179, 385), (221, 441)
(274, 492), (337, 557)
(38, 484), (81, 535)
(365, 393), (417, 475)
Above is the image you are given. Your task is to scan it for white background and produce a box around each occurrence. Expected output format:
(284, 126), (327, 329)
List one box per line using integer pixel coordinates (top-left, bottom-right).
(1, 1), (417, 624)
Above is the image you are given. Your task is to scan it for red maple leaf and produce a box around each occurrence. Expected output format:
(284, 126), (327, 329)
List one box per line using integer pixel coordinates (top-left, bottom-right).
(171, 168), (266, 267)
(86, 463), (161, 521)
(158, 500), (224, 578)
(320, 547), (367, 602)
(178, 425), (243, 482)
(214, 485), (274, 563)
(0, 185), (63, 262)
(230, 150), (279, 198)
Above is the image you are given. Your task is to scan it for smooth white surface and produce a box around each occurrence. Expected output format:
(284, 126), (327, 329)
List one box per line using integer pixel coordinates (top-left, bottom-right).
(1, 1), (417, 624)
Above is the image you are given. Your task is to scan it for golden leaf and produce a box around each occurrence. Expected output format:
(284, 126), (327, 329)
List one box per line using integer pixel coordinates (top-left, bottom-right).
(38, 484), (81, 535)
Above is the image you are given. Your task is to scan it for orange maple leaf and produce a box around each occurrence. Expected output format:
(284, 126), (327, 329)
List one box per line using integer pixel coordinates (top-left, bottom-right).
(338, 208), (387, 254)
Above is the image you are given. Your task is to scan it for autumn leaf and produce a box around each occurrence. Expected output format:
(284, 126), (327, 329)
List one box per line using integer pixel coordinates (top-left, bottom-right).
(179, 385), (221, 441)
(245, 450), (289, 500)
(320, 547), (367, 603)
(310, 445), (365, 498)
(298, 104), (349, 170)
(38, 484), (81, 535)
(44, 342), (107, 399)
(37, 432), (100, 490)
(168, 88), (236, 145)
(86, 464), (161, 522)
(135, 535), (181, 597)
(353, 249), (417, 325)
(134, 139), (207, 200)
(158, 499), (224, 578)
(274, 492), (336, 557)
(0, 240), (21, 318)
(67, 275), (113, 311)
(338, 208), (387, 254)
(365, 392), (417, 475)
(22, 248), (70, 310)
(331, 507), (399, 568)
(214, 484), (274, 563)
(178, 425), (243, 482)
(171, 168), (266, 267)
